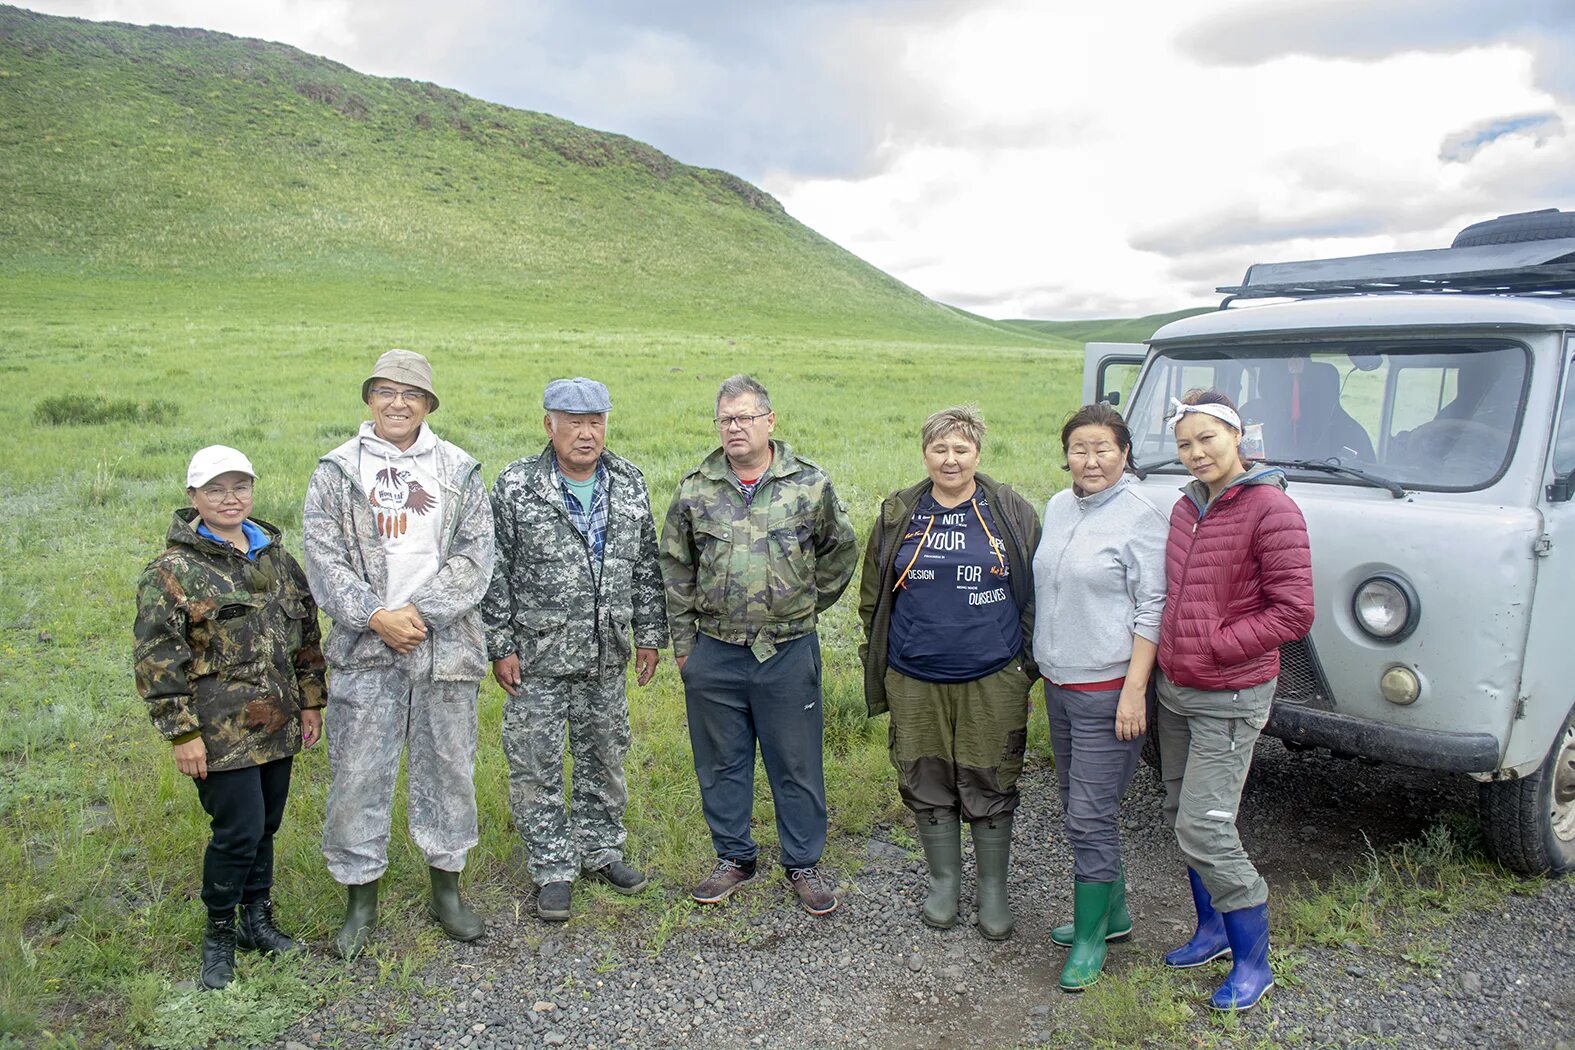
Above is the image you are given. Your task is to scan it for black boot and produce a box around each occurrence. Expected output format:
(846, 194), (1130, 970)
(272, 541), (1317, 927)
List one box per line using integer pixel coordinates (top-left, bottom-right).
(200, 910), (237, 990)
(237, 897), (304, 955)
(332, 879), (379, 960)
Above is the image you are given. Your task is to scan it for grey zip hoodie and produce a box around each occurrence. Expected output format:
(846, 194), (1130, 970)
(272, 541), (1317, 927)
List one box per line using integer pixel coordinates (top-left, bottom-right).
(1032, 474), (1168, 685)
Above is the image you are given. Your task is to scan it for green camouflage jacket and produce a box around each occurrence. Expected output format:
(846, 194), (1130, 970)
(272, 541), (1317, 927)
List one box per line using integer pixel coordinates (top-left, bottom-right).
(481, 446), (668, 675)
(133, 510), (326, 772)
(660, 440), (858, 660)
(303, 432), (495, 682)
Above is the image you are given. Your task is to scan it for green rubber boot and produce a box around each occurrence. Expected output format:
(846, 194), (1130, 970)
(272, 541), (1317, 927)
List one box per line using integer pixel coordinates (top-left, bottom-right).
(428, 867), (485, 942)
(1053, 866), (1131, 947)
(914, 819), (962, 929)
(1060, 879), (1116, 992)
(332, 879), (379, 960)
(970, 818), (1015, 941)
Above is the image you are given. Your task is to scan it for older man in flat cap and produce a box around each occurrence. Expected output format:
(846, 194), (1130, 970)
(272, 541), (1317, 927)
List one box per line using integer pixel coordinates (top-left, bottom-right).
(481, 377), (667, 921)
(303, 349), (495, 957)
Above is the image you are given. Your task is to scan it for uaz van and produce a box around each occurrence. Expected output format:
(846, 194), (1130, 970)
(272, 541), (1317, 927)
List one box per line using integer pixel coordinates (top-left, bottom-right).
(1085, 209), (1575, 876)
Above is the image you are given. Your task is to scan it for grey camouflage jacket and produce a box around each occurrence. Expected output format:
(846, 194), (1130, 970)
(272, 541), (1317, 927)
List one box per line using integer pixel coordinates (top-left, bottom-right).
(660, 440), (858, 659)
(303, 432), (495, 682)
(481, 446), (668, 675)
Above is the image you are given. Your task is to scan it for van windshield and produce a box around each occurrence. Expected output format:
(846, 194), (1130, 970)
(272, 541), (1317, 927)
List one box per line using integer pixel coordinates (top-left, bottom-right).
(1125, 341), (1528, 491)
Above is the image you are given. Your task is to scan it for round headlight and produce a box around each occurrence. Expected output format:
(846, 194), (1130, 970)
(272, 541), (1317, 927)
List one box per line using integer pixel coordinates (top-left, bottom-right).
(1353, 574), (1419, 642)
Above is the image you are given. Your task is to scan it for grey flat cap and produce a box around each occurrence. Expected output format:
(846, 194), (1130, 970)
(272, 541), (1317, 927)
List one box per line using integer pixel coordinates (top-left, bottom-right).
(544, 377), (611, 414)
(364, 348), (439, 411)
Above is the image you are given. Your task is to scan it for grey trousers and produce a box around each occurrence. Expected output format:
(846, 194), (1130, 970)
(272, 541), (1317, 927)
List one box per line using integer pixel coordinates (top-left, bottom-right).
(1045, 683), (1144, 882)
(322, 665), (480, 885)
(502, 665), (632, 886)
(1156, 674), (1271, 912)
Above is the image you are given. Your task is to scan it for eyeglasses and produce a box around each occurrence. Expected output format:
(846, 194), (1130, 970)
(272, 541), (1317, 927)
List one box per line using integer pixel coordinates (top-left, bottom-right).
(369, 387), (429, 406)
(714, 412), (770, 430)
(198, 484), (253, 502)
(1067, 448), (1123, 461)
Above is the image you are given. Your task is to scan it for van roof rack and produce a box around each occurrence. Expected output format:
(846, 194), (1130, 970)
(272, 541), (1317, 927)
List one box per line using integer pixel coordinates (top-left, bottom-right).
(1217, 238), (1575, 303)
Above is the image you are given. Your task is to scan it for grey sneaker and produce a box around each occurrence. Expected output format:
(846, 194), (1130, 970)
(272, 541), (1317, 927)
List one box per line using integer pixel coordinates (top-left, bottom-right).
(536, 881), (572, 922)
(786, 865), (839, 916)
(691, 857), (759, 904)
(588, 860), (649, 894)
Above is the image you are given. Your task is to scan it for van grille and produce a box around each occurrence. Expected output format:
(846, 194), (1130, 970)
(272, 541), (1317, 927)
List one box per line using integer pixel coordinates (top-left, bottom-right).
(1274, 637), (1334, 710)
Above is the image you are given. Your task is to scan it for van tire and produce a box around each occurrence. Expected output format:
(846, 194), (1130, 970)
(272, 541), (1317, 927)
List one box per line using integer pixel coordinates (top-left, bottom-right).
(1451, 209), (1575, 248)
(1478, 704), (1575, 877)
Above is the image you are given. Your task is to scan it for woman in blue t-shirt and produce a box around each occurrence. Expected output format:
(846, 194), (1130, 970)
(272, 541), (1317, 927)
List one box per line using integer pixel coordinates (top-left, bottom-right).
(858, 406), (1041, 939)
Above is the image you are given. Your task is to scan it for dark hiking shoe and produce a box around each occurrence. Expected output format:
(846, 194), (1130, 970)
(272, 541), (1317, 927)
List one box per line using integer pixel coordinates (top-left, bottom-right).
(537, 880), (572, 922)
(200, 910), (237, 990)
(691, 857), (759, 904)
(237, 897), (304, 955)
(588, 860), (649, 894)
(786, 866), (839, 916)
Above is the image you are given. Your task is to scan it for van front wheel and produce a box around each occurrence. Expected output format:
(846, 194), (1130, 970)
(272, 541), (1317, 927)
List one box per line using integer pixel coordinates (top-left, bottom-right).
(1479, 706), (1575, 876)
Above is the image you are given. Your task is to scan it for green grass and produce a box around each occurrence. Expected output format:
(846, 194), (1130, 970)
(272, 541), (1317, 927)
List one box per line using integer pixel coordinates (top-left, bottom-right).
(1000, 308), (1217, 345)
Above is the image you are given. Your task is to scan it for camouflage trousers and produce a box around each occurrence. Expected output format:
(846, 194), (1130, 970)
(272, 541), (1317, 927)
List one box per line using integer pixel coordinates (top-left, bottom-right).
(502, 664), (632, 886)
(322, 665), (480, 885)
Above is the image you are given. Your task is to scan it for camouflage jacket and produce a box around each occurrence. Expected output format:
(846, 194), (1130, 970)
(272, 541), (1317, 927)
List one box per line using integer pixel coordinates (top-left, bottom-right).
(133, 510), (326, 772)
(481, 446), (668, 676)
(303, 432), (495, 682)
(660, 440), (858, 660)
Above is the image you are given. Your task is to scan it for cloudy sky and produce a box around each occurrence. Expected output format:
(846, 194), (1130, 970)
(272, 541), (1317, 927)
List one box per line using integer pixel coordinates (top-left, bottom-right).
(22, 0), (1575, 318)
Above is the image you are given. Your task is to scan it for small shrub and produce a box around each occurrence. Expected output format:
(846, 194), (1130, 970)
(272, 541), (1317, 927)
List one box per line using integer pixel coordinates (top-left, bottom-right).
(33, 395), (179, 427)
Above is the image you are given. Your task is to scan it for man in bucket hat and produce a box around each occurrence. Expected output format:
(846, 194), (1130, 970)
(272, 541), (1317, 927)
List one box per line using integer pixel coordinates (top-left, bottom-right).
(302, 349), (496, 957)
(481, 377), (667, 921)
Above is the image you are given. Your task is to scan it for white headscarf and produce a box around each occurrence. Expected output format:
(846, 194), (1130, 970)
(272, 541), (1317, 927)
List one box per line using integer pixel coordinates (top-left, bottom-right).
(1168, 397), (1241, 435)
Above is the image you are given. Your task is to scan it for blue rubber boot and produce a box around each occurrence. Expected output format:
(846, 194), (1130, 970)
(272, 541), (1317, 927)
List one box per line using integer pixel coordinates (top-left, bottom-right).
(1209, 903), (1274, 1011)
(1163, 868), (1230, 969)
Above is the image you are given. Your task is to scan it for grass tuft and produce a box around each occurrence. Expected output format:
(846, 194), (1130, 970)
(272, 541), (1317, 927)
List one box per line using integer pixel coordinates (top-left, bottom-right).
(34, 395), (180, 427)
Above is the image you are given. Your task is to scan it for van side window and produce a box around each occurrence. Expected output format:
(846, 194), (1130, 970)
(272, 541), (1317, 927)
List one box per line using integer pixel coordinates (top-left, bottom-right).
(1552, 356), (1575, 477)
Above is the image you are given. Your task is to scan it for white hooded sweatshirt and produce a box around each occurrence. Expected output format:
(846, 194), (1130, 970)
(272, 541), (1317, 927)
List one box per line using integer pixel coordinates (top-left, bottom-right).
(357, 420), (444, 610)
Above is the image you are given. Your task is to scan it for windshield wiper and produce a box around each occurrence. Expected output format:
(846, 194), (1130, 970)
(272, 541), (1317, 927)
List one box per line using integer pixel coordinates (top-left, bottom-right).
(1130, 457), (1180, 479)
(1260, 458), (1406, 498)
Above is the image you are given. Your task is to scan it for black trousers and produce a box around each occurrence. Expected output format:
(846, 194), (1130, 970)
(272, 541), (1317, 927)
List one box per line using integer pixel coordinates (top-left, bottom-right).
(192, 756), (293, 917)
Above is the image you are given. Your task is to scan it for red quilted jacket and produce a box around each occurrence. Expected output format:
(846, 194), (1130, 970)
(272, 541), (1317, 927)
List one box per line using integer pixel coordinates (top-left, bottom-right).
(1157, 466), (1314, 691)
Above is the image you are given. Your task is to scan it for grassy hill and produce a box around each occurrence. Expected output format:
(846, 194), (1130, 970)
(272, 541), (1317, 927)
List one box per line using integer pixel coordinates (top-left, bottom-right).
(1000, 307), (1215, 344)
(0, 5), (1042, 342)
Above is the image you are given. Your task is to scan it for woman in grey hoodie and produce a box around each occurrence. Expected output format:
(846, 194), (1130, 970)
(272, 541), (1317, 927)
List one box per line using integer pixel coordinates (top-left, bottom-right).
(1032, 402), (1168, 991)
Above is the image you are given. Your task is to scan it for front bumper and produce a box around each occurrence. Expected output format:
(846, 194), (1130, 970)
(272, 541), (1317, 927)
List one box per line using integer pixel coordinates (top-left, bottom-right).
(1266, 704), (1502, 773)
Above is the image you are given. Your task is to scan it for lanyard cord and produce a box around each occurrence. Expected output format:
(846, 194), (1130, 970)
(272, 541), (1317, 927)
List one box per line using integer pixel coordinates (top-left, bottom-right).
(969, 496), (1008, 575)
(892, 513), (936, 592)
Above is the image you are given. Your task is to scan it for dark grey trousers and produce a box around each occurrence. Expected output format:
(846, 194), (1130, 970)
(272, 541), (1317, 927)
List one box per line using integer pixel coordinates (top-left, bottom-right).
(1045, 683), (1143, 882)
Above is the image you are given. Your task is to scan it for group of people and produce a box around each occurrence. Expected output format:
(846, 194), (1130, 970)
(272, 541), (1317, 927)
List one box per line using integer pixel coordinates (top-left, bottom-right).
(134, 350), (1314, 1015)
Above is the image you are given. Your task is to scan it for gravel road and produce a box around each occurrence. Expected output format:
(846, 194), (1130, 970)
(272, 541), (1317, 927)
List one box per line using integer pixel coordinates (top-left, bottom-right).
(275, 740), (1573, 1049)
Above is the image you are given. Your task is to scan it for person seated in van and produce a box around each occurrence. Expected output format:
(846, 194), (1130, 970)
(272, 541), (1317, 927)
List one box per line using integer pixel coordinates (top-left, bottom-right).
(1399, 356), (1520, 472)
(1155, 390), (1314, 1013)
(1032, 403), (1167, 991)
(133, 446), (326, 991)
(1240, 358), (1374, 463)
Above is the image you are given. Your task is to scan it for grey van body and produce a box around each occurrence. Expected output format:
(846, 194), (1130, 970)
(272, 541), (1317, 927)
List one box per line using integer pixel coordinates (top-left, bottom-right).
(1084, 217), (1575, 875)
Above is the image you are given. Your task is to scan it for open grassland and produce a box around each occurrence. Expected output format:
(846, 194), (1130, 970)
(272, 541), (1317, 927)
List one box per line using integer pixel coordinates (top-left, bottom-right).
(0, 295), (1085, 1045)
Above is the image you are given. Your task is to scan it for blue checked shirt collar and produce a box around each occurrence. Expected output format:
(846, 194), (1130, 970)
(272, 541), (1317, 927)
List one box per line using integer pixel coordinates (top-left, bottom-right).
(555, 456), (609, 560)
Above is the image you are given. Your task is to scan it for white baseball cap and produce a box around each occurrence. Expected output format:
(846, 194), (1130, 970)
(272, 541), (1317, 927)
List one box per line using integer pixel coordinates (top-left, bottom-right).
(187, 445), (258, 489)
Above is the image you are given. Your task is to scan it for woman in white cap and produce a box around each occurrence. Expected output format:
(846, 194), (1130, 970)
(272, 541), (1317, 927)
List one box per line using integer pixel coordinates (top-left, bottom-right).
(133, 445), (326, 990)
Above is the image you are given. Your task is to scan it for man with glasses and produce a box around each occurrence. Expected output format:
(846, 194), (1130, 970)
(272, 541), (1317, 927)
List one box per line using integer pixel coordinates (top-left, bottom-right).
(660, 374), (858, 914)
(481, 378), (668, 922)
(303, 349), (496, 957)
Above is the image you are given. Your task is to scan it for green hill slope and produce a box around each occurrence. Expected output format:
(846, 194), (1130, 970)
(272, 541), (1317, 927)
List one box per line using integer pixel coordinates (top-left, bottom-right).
(0, 6), (1039, 341)
(1000, 307), (1215, 344)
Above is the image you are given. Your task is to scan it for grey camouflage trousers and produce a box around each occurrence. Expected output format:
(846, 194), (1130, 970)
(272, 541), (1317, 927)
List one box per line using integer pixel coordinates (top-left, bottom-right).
(322, 664), (480, 885)
(502, 665), (632, 886)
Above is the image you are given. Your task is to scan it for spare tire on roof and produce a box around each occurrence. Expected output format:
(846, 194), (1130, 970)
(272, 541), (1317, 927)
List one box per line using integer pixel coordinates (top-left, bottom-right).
(1452, 208), (1575, 248)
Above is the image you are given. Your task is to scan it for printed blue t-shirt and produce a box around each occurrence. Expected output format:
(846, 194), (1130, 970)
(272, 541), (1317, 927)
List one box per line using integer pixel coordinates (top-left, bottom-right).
(887, 490), (1020, 683)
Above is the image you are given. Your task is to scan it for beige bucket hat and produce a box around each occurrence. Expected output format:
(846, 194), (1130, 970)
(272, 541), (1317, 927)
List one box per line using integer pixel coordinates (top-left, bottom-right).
(363, 348), (439, 411)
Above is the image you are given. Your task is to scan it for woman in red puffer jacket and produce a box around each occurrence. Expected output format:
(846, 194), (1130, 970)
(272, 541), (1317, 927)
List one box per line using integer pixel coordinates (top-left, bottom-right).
(1154, 389), (1313, 1014)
